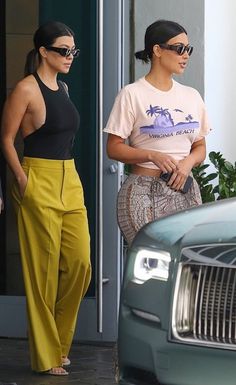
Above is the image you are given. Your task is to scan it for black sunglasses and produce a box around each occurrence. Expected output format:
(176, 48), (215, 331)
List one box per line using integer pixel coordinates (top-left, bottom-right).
(159, 43), (193, 56)
(45, 46), (80, 58)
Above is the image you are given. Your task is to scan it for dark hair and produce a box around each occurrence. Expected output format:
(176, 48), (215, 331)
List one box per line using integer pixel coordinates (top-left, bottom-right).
(24, 21), (75, 76)
(135, 19), (187, 63)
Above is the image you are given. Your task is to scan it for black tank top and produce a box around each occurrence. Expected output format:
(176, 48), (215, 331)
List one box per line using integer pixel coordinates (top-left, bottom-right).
(23, 72), (80, 160)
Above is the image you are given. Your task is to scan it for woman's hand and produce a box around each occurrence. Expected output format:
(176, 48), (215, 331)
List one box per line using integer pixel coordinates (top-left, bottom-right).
(167, 158), (193, 191)
(149, 151), (178, 173)
(167, 139), (206, 191)
(18, 173), (28, 199)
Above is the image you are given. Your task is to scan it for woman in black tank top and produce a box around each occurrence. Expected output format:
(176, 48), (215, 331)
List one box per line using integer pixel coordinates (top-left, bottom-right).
(1, 21), (91, 376)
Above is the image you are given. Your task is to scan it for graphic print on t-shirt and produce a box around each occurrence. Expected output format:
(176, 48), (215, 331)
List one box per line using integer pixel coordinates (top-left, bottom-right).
(140, 105), (199, 137)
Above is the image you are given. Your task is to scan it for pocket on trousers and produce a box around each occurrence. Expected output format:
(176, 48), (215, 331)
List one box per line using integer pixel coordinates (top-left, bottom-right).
(11, 167), (32, 204)
(72, 170), (86, 206)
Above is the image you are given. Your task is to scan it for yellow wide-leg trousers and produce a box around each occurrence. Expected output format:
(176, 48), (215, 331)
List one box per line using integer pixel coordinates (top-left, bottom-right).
(12, 157), (91, 372)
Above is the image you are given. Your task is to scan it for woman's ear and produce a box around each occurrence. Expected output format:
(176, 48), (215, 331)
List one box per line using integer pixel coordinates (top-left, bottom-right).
(39, 46), (47, 58)
(152, 44), (162, 58)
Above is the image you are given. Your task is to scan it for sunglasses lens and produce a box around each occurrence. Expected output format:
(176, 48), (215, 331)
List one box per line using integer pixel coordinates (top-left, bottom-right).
(64, 49), (80, 58)
(64, 49), (77, 57)
(177, 44), (185, 55)
(72, 49), (80, 58)
(176, 45), (193, 56)
(59, 48), (69, 57)
(175, 45), (182, 55)
(187, 46), (193, 56)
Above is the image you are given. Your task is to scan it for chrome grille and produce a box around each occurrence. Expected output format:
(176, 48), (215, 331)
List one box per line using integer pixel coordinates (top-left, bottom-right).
(174, 264), (236, 347)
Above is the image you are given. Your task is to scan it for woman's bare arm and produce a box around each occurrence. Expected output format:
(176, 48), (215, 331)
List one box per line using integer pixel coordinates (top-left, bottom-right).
(106, 133), (178, 173)
(1, 81), (31, 196)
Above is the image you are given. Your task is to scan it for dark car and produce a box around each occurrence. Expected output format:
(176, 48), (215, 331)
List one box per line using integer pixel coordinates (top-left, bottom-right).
(118, 198), (236, 385)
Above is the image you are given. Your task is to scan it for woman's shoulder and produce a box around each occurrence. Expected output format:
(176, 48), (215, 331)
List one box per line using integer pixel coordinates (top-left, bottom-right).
(4, 75), (40, 110)
(117, 78), (145, 99)
(123, 77), (145, 91)
(11, 75), (38, 98)
(174, 80), (202, 97)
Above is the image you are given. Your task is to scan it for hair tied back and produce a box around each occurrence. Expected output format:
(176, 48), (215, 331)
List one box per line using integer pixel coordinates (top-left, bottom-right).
(134, 49), (149, 63)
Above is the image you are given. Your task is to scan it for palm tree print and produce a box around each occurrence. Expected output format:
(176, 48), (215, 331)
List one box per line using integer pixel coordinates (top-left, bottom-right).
(146, 105), (160, 117)
(146, 105), (174, 126)
(140, 104), (199, 134)
(185, 114), (193, 122)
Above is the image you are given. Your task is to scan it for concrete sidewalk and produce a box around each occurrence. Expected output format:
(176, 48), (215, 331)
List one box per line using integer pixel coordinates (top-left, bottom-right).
(0, 338), (117, 385)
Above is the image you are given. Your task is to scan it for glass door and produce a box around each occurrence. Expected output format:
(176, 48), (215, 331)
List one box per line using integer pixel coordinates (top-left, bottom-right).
(0, 0), (127, 342)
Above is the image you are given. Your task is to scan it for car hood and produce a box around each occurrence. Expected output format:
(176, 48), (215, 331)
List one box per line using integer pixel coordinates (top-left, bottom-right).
(132, 197), (236, 249)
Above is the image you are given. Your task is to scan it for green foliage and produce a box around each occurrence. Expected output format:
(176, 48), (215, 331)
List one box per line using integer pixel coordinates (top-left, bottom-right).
(124, 164), (132, 175)
(193, 151), (236, 203)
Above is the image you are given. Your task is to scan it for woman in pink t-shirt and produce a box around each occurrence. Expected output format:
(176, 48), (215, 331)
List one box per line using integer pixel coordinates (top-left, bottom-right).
(104, 19), (211, 245)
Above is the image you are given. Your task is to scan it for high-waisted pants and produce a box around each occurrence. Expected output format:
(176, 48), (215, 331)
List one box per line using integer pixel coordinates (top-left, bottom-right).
(12, 157), (91, 372)
(117, 173), (202, 245)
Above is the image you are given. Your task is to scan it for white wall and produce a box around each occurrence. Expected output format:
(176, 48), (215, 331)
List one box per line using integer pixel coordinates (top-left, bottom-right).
(205, 0), (236, 162)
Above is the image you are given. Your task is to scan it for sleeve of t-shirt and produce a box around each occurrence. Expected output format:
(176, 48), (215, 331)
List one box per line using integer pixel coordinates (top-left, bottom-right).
(194, 91), (212, 142)
(103, 87), (135, 139)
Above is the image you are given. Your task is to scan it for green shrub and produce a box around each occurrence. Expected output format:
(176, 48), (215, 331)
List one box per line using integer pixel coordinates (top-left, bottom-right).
(193, 151), (236, 203)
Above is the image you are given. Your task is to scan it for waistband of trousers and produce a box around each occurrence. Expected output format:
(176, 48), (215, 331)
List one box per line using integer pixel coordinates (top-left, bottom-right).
(21, 157), (76, 169)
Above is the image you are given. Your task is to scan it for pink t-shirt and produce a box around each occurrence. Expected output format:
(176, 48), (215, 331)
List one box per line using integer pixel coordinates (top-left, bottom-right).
(104, 77), (211, 169)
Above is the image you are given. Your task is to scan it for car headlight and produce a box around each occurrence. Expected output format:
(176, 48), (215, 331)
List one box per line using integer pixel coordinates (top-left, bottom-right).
(133, 249), (171, 284)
